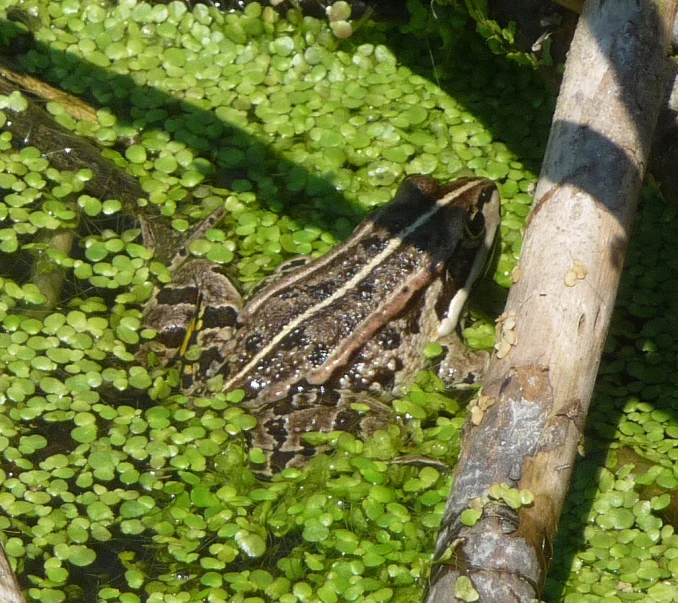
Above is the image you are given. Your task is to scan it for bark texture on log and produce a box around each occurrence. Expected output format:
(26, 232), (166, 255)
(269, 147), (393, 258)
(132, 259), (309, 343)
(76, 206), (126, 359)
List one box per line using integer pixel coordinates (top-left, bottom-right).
(427, 1), (677, 601)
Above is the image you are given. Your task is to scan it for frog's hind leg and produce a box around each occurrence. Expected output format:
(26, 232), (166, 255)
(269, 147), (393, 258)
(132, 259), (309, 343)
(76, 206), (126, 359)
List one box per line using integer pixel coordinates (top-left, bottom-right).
(139, 258), (242, 391)
(184, 260), (243, 390)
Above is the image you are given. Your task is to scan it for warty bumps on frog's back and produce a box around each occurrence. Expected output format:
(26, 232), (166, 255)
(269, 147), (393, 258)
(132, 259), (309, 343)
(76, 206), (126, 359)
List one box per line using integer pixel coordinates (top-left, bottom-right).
(141, 176), (500, 472)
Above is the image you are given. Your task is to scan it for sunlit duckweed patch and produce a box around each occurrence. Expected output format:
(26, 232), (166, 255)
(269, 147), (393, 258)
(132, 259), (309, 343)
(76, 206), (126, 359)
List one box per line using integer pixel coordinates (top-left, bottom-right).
(2, 0), (677, 602)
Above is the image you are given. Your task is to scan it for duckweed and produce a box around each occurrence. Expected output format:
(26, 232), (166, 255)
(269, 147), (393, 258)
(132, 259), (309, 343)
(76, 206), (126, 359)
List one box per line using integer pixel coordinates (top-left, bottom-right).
(2, 0), (677, 602)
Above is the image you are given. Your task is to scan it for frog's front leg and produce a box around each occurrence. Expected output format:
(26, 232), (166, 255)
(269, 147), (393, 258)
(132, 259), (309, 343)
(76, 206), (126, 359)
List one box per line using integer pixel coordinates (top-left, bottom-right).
(139, 258), (242, 391)
(436, 331), (490, 389)
(251, 389), (394, 474)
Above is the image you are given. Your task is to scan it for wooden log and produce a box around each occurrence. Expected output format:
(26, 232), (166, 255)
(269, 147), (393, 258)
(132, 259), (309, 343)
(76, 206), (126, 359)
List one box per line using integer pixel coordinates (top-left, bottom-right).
(426, 1), (678, 601)
(0, 541), (26, 603)
(650, 61), (678, 206)
(0, 58), (98, 122)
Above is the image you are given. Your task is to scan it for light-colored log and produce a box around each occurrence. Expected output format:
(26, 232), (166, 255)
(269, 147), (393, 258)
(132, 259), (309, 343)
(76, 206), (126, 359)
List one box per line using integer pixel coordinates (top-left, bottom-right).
(427, 1), (678, 601)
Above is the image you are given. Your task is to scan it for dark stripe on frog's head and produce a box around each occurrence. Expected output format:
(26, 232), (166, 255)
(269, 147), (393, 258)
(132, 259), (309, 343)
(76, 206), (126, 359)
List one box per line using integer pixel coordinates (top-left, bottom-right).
(371, 176), (492, 230)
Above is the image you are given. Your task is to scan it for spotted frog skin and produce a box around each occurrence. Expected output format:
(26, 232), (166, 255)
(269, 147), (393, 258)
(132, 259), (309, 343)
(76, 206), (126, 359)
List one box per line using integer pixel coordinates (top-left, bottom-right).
(141, 176), (500, 472)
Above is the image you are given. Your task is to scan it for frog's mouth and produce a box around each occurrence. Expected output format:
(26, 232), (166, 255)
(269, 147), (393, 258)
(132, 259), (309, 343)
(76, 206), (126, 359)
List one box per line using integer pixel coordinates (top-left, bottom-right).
(438, 185), (500, 337)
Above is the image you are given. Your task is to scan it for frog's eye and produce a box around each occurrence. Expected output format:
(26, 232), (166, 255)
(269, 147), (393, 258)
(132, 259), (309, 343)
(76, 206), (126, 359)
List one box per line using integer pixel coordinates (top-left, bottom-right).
(465, 208), (485, 239)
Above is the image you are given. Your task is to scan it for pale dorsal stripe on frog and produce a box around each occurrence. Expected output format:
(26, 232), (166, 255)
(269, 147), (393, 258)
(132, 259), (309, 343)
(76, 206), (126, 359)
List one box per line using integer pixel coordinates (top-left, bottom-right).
(214, 177), (498, 407)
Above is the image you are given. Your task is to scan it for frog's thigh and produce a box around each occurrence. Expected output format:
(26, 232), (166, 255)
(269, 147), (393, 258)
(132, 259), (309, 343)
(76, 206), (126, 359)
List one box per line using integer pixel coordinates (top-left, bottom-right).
(140, 271), (201, 366)
(141, 259), (242, 367)
(191, 261), (242, 343)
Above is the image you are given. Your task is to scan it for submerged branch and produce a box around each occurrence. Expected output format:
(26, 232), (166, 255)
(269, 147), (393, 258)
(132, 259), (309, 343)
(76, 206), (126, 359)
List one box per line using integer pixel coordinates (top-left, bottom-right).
(0, 69), (148, 218)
